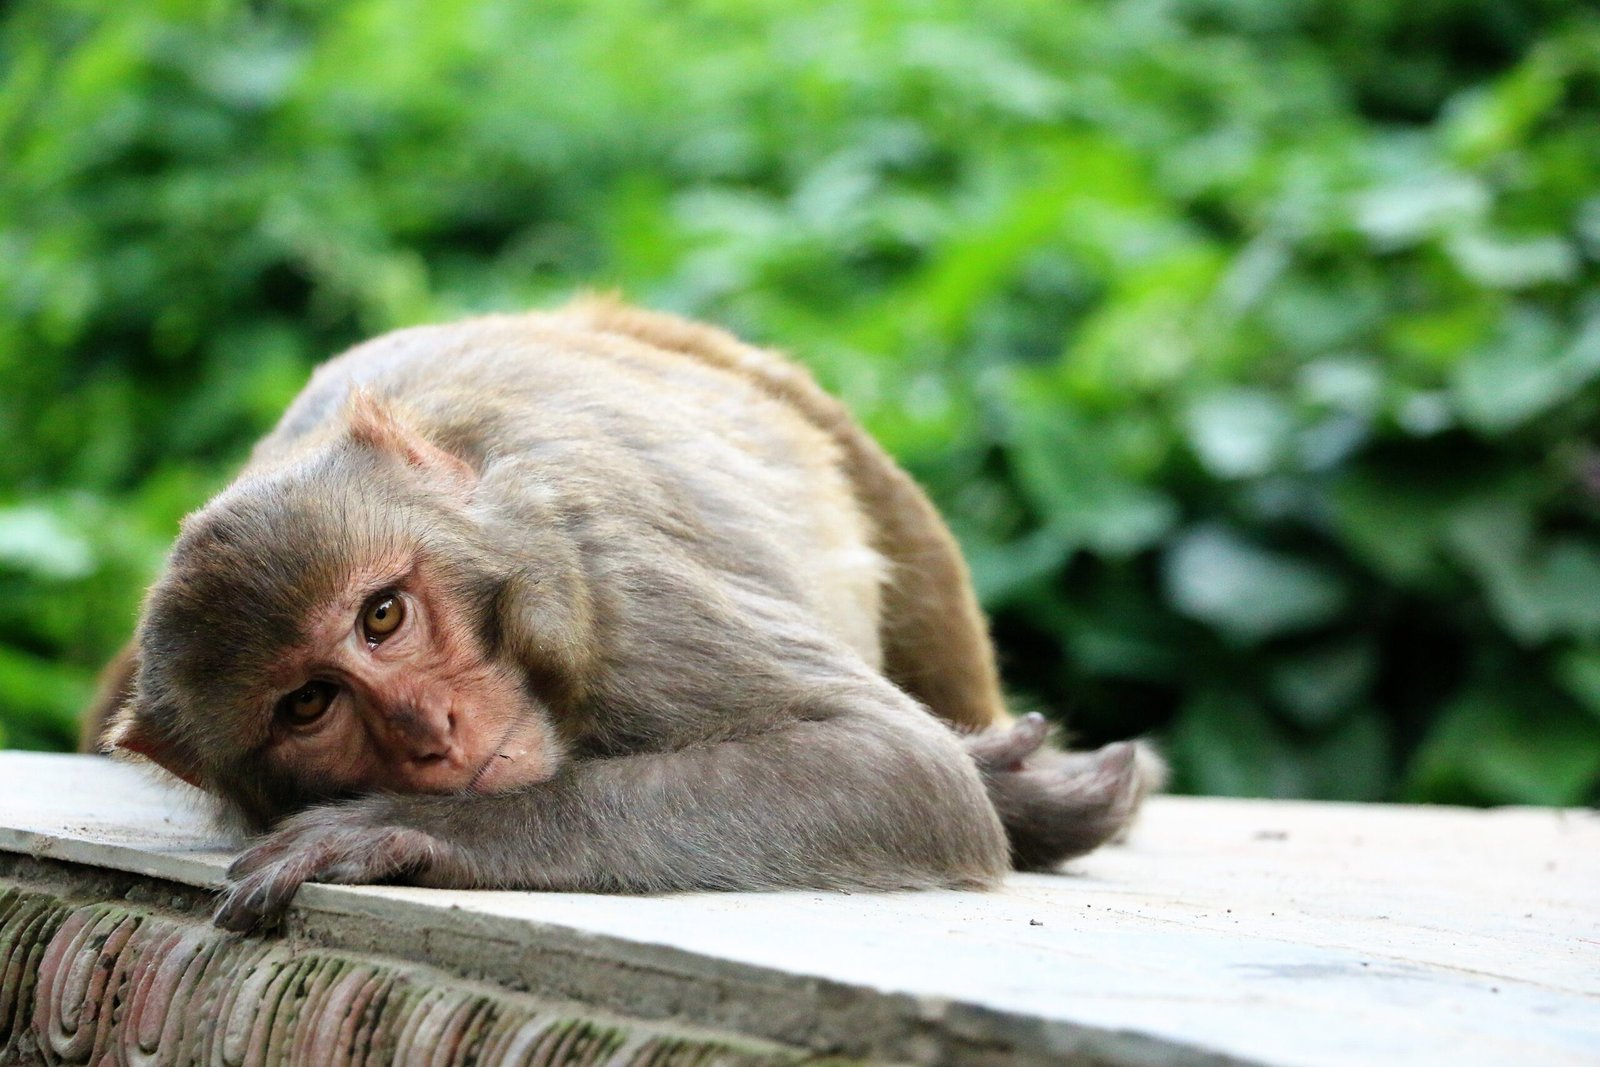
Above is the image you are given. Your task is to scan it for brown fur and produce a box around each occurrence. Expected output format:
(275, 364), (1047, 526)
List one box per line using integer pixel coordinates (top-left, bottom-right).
(561, 297), (1008, 729)
(79, 643), (137, 754)
(92, 299), (1159, 930)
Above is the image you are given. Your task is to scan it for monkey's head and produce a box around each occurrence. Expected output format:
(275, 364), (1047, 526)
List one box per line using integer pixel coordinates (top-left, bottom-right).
(109, 393), (568, 828)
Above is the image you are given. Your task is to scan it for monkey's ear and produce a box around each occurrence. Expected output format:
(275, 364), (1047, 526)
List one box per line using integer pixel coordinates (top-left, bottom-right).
(345, 389), (476, 495)
(104, 705), (205, 790)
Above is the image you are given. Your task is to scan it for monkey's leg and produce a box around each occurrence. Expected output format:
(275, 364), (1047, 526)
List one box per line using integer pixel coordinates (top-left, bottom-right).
(964, 713), (1164, 869)
(213, 692), (1010, 932)
(560, 297), (1007, 731)
(826, 427), (1170, 865)
(805, 413), (1169, 858)
(865, 460), (1010, 731)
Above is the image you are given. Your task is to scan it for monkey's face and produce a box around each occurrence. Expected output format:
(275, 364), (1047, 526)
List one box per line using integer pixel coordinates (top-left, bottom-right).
(251, 555), (563, 801)
(112, 394), (571, 827)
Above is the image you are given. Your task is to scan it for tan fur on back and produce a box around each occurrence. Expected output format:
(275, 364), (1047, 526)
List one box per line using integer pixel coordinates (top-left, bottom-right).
(555, 296), (1008, 730)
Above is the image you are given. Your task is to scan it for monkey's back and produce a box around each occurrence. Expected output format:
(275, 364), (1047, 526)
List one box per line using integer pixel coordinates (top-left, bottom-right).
(556, 300), (1009, 731)
(256, 298), (1006, 730)
(255, 304), (890, 671)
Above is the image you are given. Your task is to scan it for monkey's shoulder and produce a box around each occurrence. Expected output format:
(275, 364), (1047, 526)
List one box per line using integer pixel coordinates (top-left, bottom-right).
(254, 306), (841, 472)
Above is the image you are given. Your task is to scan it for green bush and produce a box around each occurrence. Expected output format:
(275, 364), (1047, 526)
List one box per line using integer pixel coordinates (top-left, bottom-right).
(2, 0), (1597, 804)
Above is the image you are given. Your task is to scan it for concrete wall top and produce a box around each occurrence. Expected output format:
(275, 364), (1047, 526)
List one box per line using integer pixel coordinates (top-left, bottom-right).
(0, 751), (1594, 1066)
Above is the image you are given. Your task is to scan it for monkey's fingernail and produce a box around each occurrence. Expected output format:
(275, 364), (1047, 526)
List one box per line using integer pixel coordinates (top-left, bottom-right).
(227, 853), (267, 879)
(213, 898), (252, 932)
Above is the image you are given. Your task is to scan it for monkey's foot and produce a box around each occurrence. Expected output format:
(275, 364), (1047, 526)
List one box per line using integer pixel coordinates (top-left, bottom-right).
(965, 714), (1160, 871)
(214, 802), (444, 932)
(963, 711), (1053, 772)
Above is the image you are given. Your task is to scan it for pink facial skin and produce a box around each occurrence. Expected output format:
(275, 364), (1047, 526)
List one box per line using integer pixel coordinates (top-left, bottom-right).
(260, 560), (563, 798)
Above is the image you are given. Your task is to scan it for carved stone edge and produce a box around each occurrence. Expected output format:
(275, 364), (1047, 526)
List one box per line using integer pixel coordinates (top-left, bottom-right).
(0, 857), (840, 1067)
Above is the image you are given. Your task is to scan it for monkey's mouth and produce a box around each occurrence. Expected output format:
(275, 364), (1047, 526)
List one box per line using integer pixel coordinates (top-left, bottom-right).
(463, 728), (525, 794)
(464, 752), (505, 794)
(459, 717), (558, 795)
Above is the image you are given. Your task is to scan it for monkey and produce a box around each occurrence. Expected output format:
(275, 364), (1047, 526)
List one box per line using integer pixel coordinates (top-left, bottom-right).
(93, 297), (1161, 932)
(80, 643), (137, 754)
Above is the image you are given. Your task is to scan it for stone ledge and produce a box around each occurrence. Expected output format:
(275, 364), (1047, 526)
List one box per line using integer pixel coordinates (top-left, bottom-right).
(1, 860), (800, 1067)
(0, 751), (1595, 1066)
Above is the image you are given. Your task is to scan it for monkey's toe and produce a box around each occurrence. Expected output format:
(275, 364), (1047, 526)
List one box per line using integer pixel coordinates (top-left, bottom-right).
(964, 712), (1051, 773)
(987, 738), (1153, 871)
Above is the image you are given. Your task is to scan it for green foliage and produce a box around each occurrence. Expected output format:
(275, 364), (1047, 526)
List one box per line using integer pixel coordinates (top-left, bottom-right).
(2, 0), (1597, 804)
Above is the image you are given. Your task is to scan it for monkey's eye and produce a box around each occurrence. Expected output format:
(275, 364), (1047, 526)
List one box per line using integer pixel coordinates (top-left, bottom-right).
(278, 681), (337, 726)
(361, 593), (405, 643)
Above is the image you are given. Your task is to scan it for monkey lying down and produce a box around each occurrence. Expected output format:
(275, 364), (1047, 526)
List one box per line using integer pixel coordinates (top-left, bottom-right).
(88, 298), (1162, 932)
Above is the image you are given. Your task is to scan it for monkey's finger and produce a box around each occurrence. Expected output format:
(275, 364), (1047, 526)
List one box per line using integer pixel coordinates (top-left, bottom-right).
(313, 829), (422, 884)
(965, 712), (1049, 771)
(216, 838), (337, 931)
(219, 856), (318, 932)
(227, 837), (300, 880)
(214, 869), (288, 932)
(313, 838), (388, 884)
(227, 819), (337, 879)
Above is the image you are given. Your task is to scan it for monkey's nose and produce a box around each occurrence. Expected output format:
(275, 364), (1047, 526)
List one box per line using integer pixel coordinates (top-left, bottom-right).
(385, 705), (457, 765)
(398, 734), (462, 777)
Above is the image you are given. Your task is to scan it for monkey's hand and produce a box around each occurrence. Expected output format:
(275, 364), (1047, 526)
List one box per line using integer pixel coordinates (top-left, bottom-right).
(218, 696), (1012, 930)
(214, 801), (446, 932)
(964, 713), (1159, 870)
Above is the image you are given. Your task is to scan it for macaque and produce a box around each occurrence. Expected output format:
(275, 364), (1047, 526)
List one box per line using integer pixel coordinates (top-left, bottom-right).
(92, 298), (1160, 932)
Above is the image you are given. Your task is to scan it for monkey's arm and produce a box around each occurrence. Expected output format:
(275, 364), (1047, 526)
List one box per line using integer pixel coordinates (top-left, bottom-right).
(213, 692), (1008, 931)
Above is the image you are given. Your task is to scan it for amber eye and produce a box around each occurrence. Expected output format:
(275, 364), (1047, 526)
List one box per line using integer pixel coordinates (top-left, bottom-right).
(362, 593), (405, 643)
(278, 681), (336, 726)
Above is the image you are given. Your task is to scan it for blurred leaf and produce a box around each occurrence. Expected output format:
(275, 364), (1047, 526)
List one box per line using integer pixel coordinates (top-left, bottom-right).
(0, 504), (96, 580)
(1063, 611), (1185, 684)
(1446, 231), (1578, 290)
(1294, 413), (1369, 472)
(1452, 307), (1600, 434)
(1269, 641), (1375, 729)
(1183, 388), (1292, 479)
(1167, 689), (1299, 797)
(1448, 498), (1600, 644)
(1005, 400), (1176, 558)
(1166, 688), (1388, 800)
(1406, 678), (1600, 805)
(1064, 248), (1226, 397)
(965, 526), (1074, 608)
(1328, 463), (1527, 587)
(1296, 357), (1383, 418)
(1443, 39), (1567, 163)
(1354, 172), (1487, 249)
(1260, 274), (1385, 355)
(1554, 648), (1600, 724)
(0, 644), (91, 745)
(1164, 525), (1345, 642)
(1304, 709), (1391, 802)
